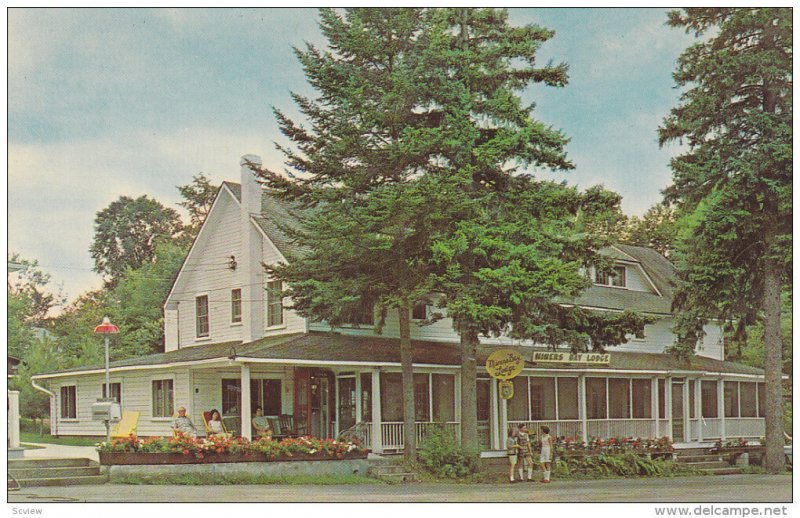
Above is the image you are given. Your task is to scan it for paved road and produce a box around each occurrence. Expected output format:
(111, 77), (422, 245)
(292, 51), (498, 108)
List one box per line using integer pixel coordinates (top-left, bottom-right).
(7, 474), (792, 503)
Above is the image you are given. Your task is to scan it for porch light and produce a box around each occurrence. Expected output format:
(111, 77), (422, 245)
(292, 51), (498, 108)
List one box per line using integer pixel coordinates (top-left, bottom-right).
(95, 317), (119, 444)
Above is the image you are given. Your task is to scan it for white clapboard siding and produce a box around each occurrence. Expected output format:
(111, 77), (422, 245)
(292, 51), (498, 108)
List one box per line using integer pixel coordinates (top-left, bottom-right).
(698, 323), (724, 361)
(50, 370), (191, 437)
(624, 264), (654, 293)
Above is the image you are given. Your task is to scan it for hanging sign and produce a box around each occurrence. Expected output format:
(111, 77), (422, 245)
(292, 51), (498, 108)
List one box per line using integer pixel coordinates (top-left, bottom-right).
(531, 351), (611, 365)
(498, 380), (514, 400)
(485, 349), (525, 380)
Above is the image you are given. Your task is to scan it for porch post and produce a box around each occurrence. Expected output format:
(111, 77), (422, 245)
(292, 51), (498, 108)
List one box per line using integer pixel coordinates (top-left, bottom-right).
(578, 374), (588, 441)
(718, 379), (726, 441)
(694, 378), (703, 442)
(682, 378), (690, 443)
(8, 390), (20, 448)
(490, 378), (500, 450)
(651, 378), (659, 438)
(499, 395), (508, 450)
(355, 372), (362, 424)
(371, 370), (383, 453)
(241, 364), (252, 440)
(665, 376), (673, 441)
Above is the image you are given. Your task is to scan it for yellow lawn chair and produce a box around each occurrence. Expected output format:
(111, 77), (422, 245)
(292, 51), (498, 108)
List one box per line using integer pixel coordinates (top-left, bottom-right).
(112, 410), (140, 438)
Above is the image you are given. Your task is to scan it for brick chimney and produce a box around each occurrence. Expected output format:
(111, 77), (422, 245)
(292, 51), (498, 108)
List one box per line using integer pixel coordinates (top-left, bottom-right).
(240, 154), (264, 342)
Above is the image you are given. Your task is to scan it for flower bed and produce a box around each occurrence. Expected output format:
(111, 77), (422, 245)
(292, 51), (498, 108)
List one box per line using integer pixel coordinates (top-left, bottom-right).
(98, 433), (367, 465)
(549, 436), (674, 458)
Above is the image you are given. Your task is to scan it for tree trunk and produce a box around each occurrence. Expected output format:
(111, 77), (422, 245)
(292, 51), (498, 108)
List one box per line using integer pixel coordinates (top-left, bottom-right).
(399, 305), (416, 461)
(762, 255), (785, 473)
(459, 323), (478, 451)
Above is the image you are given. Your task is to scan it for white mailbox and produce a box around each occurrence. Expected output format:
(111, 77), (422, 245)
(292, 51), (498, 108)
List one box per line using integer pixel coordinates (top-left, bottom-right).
(91, 400), (121, 422)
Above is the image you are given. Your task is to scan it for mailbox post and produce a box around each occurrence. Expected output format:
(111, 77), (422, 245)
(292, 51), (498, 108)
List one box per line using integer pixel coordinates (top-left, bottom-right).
(94, 316), (120, 443)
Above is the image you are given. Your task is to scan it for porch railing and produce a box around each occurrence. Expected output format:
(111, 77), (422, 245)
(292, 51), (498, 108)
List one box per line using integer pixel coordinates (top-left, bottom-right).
(507, 420), (582, 440)
(699, 418), (721, 439)
(658, 419), (670, 437)
(725, 418), (765, 439)
(380, 421), (461, 451)
(587, 419), (657, 439)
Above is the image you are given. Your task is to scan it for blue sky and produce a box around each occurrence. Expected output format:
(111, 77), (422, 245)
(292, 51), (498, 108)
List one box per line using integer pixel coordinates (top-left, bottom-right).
(8, 8), (695, 304)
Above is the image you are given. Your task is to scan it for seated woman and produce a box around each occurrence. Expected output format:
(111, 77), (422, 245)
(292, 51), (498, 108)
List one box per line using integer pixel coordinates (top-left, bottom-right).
(207, 409), (228, 437)
(251, 406), (272, 439)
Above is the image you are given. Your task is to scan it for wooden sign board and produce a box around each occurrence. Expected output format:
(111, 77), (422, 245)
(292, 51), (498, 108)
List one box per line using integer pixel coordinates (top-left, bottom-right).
(531, 351), (611, 365)
(485, 349), (525, 380)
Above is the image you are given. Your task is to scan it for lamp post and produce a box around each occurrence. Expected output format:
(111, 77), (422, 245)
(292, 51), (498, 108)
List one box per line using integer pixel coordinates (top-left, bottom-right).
(94, 316), (119, 443)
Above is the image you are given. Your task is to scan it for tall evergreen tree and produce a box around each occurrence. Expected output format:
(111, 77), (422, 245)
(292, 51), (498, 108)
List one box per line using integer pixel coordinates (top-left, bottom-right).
(659, 8), (791, 472)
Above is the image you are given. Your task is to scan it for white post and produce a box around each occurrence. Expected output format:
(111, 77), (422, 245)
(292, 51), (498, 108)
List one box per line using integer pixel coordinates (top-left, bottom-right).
(651, 378), (659, 438)
(355, 372), (362, 424)
(694, 379), (703, 442)
(490, 378), (500, 450)
(371, 370), (383, 453)
(500, 396), (508, 450)
(8, 390), (20, 448)
(578, 374), (587, 441)
(682, 379), (690, 443)
(718, 379), (726, 441)
(241, 364), (252, 440)
(665, 377), (673, 441)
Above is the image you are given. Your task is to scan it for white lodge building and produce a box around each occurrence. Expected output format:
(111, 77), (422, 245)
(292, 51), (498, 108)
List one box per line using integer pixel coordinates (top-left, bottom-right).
(33, 155), (767, 452)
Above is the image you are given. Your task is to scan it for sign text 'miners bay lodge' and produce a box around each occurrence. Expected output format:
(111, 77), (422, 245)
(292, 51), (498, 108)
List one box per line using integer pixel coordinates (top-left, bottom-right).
(531, 351), (611, 365)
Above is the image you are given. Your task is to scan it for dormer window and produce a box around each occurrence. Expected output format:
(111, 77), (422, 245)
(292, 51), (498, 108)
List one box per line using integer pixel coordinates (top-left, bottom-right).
(596, 265), (627, 288)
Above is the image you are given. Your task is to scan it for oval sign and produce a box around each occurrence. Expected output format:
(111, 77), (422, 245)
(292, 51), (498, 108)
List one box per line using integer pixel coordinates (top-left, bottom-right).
(485, 349), (525, 380)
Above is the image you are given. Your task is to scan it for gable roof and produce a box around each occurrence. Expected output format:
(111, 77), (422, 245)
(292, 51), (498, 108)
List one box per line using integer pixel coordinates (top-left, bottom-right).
(33, 332), (763, 378)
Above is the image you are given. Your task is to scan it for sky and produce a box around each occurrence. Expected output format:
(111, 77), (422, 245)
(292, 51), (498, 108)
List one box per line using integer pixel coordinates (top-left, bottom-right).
(7, 7), (696, 306)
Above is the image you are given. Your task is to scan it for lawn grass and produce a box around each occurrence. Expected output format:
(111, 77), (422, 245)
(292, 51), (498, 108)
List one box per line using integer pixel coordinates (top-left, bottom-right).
(21, 432), (102, 447)
(113, 473), (383, 485)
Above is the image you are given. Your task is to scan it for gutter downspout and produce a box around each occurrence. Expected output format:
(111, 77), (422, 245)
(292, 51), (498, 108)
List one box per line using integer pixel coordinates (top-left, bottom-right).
(31, 378), (56, 436)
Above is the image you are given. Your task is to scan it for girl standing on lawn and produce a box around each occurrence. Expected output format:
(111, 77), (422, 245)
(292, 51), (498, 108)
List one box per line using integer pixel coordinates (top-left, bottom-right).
(539, 426), (553, 483)
(507, 426), (520, 483)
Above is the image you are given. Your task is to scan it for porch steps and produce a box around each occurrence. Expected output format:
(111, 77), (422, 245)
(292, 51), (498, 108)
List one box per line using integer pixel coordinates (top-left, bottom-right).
(8, 458), (108, 488)
(673, 451), (744, 476)
(367, 457), (418, 483)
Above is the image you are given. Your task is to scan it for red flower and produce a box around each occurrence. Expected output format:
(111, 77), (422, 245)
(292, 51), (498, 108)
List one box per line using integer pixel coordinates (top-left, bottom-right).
(183, 449), (190, 456)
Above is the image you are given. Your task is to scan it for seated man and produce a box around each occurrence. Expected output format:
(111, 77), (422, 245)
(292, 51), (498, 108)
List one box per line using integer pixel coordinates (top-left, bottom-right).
(171, 406), (198, 437)
(251, 406), (272, 439)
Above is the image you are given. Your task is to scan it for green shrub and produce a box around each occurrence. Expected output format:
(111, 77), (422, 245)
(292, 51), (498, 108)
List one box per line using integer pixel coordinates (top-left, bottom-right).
(418, 425), (480, 479)
(553, 452), (698, 479)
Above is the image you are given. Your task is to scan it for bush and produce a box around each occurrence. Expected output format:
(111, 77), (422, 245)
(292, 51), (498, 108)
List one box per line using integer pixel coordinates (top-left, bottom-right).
(418, 425), (480, 479)
(553, 452), (700, 479)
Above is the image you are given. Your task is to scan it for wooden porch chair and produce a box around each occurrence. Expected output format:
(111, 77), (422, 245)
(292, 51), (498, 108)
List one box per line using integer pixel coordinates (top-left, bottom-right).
(111, 410), (140, 438)
(202, 411), (231, 437)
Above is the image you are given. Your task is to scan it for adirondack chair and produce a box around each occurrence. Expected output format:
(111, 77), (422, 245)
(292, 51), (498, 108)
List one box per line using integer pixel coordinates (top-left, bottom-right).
(111, 410), (140, 438)
(202, 411), (231, 437)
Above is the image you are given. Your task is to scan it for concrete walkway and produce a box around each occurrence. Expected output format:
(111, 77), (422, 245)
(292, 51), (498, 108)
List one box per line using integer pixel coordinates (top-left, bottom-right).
(7, 474), (792, 503)
(19, 442), (99, 462)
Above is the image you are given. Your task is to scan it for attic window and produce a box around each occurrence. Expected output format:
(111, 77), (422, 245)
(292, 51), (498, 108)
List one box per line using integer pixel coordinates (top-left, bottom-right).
(412, 302), (428, 320)
(595, 265), (627, 288)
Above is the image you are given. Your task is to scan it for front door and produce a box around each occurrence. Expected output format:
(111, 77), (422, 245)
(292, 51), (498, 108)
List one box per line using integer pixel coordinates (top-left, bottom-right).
(337, 377), (357, 435)
(671, 381), (684, 442)
(294, 368), (334, 438)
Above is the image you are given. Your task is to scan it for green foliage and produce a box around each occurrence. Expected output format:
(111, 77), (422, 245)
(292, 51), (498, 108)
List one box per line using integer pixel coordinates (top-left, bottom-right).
(622, 203), (679, 257)
(90, 195), (183, 287)
(113, 473), (380, 486)
(176, 173), (219, 244)
(418, 425), (480, 479)
(554, 453), (702, 479)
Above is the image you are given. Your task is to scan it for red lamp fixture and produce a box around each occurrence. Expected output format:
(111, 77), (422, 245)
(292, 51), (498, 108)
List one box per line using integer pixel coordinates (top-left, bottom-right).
(94, 317), (119, 334)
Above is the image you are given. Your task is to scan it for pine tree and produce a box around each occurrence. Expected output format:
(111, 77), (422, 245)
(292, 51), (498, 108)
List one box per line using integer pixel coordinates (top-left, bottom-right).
(659, 8), (791, 472)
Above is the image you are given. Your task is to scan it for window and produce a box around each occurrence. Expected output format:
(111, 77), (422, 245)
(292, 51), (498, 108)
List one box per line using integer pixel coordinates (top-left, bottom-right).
(508, 376), (529, 421)
(60, 386), (77, 419)
(530, 377), (556, 421)
(101, 382), (122, 404)
(250, 379), (282, 416)
(595, 265), (627, 288)
(586, 378), (607, 419)
(266, 281), (284, 327)
(476, 378), (491, 421)
(632, 379), (652, 419)
(608, 378), (631, 419)
(658, 379), (666, 419)
(757, 384), (765, 418)
(380, 373), (403, 422)
(688, 380), (695, 419)
(414, 374), (430, 421)
(231, 289), (242, 323)
(740, 383), (757, 418)
(195, 295), (209, 337)
(344, 297), (374, 326)
(701, 380), (718, 418)
(222, 379), (241, 416)
(361, 373), (372, 422)
(724, 381), (739, 418)
(412, 302), (427, 320)
(557, 377), (579, 420)
(152, 379), (174, 418)
(432, 374), (455, 422)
